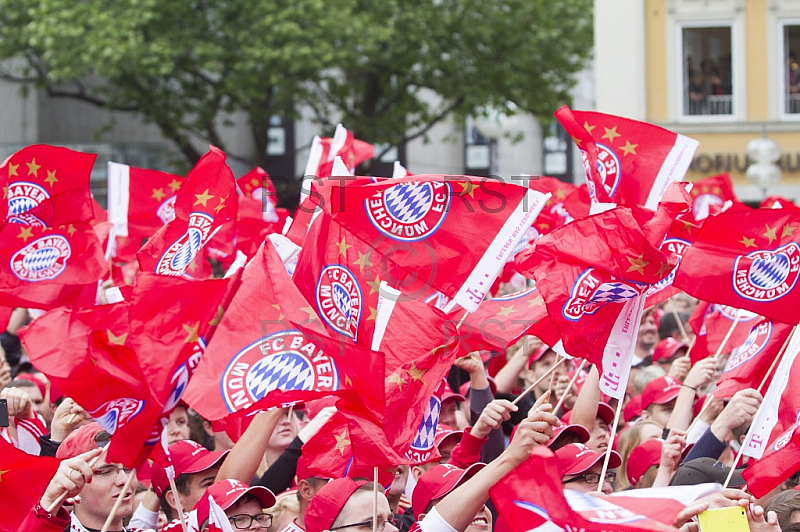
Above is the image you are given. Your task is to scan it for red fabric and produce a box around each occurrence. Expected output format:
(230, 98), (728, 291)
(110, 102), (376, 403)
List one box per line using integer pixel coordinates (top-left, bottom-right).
(490, 447), (688, 532)
(0, 437), (62, 532)
(688, 173), (742, 221)
(714, 316), (793, 399)
(0, 221), (106, 309)
(674, 208), (800, 324)
(744, 425), (800, 498)
(237, 167), (276, 202)
(285, 197), (318, 247)
(313, 129), (374, 178)
(644, 218), (700, 307)
(448, 427), (487, 468)
(184, 240), (384, 421)
(137, 146), (237, 277)
(761, 195), (797, 210)
(528, 177), (578, 235)
(0, 144), (96, 227)
(687, 302), (760, 362)
(515, 206), (675, 369)
(555, 106), (697, 209)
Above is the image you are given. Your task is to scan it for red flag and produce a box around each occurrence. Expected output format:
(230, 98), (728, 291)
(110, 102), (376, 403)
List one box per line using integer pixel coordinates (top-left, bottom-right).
(0, 144), (96, 227)
(0, 221), (107, 309)
(744, 425), (800, 498)
(0, 437), (61, 532)
(761, 195), (797, 210)
(688, 173), (740, 221)
(644, 219), (700, 308)
(236, 167), (283, 222)
(304, 125), (374, 180)
(183, 240), (384, 421)
(555, 106), (698, 210)
(714, 317), (793, 399)
(687, 303), (761, 362)
(673, 208), (800, 324)
(528, 177), (577, 235)
(318, 174), (549, 312)
(137, 146), (237, 277)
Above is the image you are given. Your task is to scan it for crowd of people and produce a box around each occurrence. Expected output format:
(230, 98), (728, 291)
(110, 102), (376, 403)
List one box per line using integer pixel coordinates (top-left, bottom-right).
(2, 286), (798, 532)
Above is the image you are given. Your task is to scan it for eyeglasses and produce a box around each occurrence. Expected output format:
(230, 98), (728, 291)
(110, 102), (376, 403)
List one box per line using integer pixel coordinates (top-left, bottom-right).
(93, 465), (133, 478)
(563, 471), (616, 485)
(228, 514), (273, 530)
(330, 519), (400, 532)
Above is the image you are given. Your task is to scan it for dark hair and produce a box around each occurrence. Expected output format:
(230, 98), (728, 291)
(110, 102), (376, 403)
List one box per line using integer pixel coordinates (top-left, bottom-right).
(657, 311), (690, 341)
(4, 378), (36, 390)
(766, 490), (800, 529)
(159, 474), (192, 521)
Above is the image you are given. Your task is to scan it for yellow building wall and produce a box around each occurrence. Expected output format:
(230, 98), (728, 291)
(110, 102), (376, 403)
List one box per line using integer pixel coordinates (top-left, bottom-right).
(746, 0), (769, 121)
(645, 0), (668, 121)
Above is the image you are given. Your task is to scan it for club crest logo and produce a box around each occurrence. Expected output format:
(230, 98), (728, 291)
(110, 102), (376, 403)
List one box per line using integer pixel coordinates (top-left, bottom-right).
(563, 268), (641, 321)
(7, 182), (50, 226)
(733, 242), (800, 302)
(221, 331), (340, 413)
(155, 212), (215, 276)
(10, 234), (71, 281)
(563, 490), (646, 524)
(773, 424), (797, 452)
(365, 181), (451, 242)
(89, 398), (145, 435)
(508, 227), (540, 262)
(645, 238), (688, 298)
(581, 143), (621, 201)
(550, 201), (574, 224)
(724, 321), (772, 372)
(156, 196), (178, 225)
(315, 264), (362, 340)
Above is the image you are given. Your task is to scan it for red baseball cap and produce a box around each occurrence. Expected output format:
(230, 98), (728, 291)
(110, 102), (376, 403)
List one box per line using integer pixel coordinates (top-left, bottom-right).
(306, 478), (369, 532)
(434, 424), (463, 450)
(193, 479), (276, 528)
(527, 346), (555, 369)
(441, 381), (466, 404)
(652, 338), (688, 363)
(562, 402), (615, 426)
(56, 422), (105, 459)
(623, 395), (643, 422)
(151, 440), (229, 497)
(626, 439), (662, 485)
(547, 424), (591, 449)
(641, 376), (683, 410)
(554, 443), (621, 477)
(14, 372), (47, 399)
(411, 463), (485, 518)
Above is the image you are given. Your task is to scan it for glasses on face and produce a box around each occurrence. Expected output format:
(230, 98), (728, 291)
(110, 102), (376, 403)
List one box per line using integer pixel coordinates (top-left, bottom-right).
(563, 471), (616, 485)
(228, 514), (273, 530)
(330, 519), (400, 532)
(93, 465), (133, 478)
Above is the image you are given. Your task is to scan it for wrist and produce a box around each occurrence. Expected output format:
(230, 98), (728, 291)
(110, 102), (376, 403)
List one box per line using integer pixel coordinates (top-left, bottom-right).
(681, 383), (698, 392)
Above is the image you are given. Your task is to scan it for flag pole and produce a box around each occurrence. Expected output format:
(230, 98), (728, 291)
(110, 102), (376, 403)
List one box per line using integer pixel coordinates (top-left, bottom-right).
(373, 466), (379, 532)
(553, 358), (588, 416)
(168, 474), (190, 532)
(594, 399), (623, 494)
(100, 468), (137, 532)
(669, 304), (690, 343)
(512, 356), (567, 406)
(45, 446), (109, 514)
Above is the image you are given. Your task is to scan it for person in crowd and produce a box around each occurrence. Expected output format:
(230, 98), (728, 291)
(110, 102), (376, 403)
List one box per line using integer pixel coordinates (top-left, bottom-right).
(615, 420), (665, 490)
(766, 489), (800, 530)
(192, 479), (276, 532)
(1, 384), (46, 454)
(624, 432), (686, 489)
(554, 443), (621, 495)
(165, 401), (192, 445)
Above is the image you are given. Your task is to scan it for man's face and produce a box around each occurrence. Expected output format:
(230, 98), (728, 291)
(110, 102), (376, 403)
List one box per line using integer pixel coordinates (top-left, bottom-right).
(334, 491), (397, 532)
(645, 399), (676, 428)
(585, 418), (609, 452)
(167, 406), (191, 445)
(427, 495), (491, 532)
(18, 384), (46, 420)
(439, 399), (458, 430)
(179, 464), (222, 512)
(437, 439), (458, 464)
(76, 458), (138, 527)
(637, 314), (658, 351)
(529, 351), (564, 395)
(563, 463), (614, 495)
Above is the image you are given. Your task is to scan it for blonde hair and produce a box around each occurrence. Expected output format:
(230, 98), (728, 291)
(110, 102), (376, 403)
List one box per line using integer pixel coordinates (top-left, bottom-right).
(633, 465), (659, 489)
(266, 491), (300, 532)
(615, 421), (663, 491)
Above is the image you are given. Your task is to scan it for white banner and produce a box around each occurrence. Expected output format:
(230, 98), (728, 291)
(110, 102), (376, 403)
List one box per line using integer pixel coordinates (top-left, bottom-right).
(599, 293), (645, 400)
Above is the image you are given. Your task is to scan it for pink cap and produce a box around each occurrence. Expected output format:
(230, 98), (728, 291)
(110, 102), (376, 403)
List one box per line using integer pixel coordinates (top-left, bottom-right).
(554, 443), (621, 477)
(56, 422), (105, 459)
(652, 338), (688, 363)
(306, 478), (369, 532)
(441, 381), (466, 404)
(411, 463), (485, 518)
(623, 395), (643, 422)
(527, 346), (554, 369)
(626, 439), (662, 485)
(547, 424), (591, 448)
(193, 479), (275, 527)
(434, 424), (463, 450)
(14, 372), (47, 399)
(641, 376), (683, 410)
(151, 440), (229, 497)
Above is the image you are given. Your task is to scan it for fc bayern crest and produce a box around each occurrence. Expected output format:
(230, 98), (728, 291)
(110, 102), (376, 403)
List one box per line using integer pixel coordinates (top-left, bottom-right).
(155, 212), (215, 276)
(156, 196), (178, 224)
(365, 181), (451, 242)
(724, 321), (772, 372)
(88, 397), (145, 434)
(580, 143), (621, 201)
(733, 242), (800, 302)
(410, 394), (441, 453)
(645, 238), (688, 298)
(772, 423), (799, 452)
(563, 268), (641, 322)
(7, 182), (50, 226)
(10, 234), (71, 281)
(315, 264), (362, 340)
(221, 330), (340, 413)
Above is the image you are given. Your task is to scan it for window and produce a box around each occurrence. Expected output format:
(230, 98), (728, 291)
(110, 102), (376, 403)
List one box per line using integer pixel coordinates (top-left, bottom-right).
(784, 24), (800, 115)
(681, 26), (733, 116)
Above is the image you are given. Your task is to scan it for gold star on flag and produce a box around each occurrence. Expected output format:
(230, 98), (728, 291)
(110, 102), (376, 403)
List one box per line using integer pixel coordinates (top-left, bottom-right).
(354, 251), (371, 272)
(337, 237), (352, 257)
(528, 294), (543, 307)
(367, 275), (382, 295)
(2, 187), (6, 200)
(45, 169), (58, 187)
(300, 306), (317, 320)
(0, 469), (7, 482)
(66, 224), (76, 236)
(656, 262), (673, 276)
(17, 227), (33, 242)
(570, 135), (582, 146)
(601, 126), (621, 143)
(168, 179), (182, 192)
(408, 362), (426, 382)
(583, 121), (596, 134)
(367, 307), (377, 321)
(182, 322), (200, 343)
(555, 188), (566, 200)
(389, 373), (407, 390)
(713, 187), (721, 194)
(193, 188), (214, 208)
(250, 178), (260, 187)
(209, 305), (225, 327)
(782, 225), (796, 239)
(459, 181), (475, 198)
(214, 197), (227, 214)
(26, 158), (40, 177)
(763, 224), (778, 245)
(107, 329), (128, 346)
(739, 236), (756, 249)
(8, 163), (18, 177)
(151, 187), (166, 201)
(620, 141), (638, 156)
(345, 375), (354, 387)
(334, 431), (350, 455)
(496, 305), (515, 318)
(680, 221), (697, 234)
(626, 254), (650, 275)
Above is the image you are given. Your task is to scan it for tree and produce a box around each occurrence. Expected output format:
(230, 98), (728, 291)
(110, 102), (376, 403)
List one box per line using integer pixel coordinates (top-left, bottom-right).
(0, 0), (592, 173)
